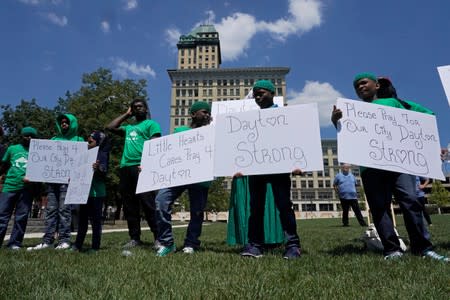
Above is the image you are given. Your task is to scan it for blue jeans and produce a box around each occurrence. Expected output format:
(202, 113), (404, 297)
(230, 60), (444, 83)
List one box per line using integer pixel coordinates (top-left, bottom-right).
(0, 189), (32, 247)
(248, 174), (300, 249)
(74, 197), (103, 250)
(42, 184), (72, 244)
(361, 168), (433, 255)
(155, 184), (208, 248)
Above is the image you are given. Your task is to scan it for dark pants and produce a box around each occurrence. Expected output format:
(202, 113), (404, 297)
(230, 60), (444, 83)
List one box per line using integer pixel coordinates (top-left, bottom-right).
(74, 197), (103, 250)
(340, 199), (366, 226)
(119, 166), (157, 241)
(418, 196), (432, 225)
(361, 168), (432, 255)
(155, 184), (208, 248)
(248, 173), (300, 249)
(0, 189), (32, 247)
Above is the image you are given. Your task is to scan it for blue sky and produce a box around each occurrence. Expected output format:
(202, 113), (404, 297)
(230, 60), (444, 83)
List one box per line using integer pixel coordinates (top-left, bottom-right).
(1, 0), (449, 146)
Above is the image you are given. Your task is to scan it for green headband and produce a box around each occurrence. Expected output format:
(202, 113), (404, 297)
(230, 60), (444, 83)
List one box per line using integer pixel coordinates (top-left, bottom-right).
(189, 101), (211, 114)
(353, 72), (377, 87)
(253, 80), (275, 93)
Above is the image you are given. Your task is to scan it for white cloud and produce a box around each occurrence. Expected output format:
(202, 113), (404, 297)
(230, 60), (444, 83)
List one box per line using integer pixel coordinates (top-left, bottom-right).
(111, 57), (156, 78)
(123, 0), (138, 10)
(288, 81), (342, 127)
(215, 13), (258, 61)
(44, 12), (68, 26)
(101, 21), (110, 33)
(18, 0), (40, 5)
(165, 28), (181, 48)
(18, 0), (63, 5)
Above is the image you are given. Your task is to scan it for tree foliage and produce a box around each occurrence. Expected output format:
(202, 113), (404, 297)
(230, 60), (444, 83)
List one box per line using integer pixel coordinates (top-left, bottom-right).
(429, 180), (450, 207)
(205, 178), (230, 213)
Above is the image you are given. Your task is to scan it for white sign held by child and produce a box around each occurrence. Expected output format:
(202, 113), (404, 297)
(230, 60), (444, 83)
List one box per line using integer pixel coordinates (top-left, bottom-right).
(336, 98), (445, 180)
(136, 125), (215, 193)
(437, 65), (450, 106)
(65, 147), (99, 204)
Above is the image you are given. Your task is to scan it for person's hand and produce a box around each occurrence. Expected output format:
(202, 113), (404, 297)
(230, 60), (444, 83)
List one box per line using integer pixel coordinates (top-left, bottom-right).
(292, 169), (303, 176)
(92, 160), (100, 170)
(441, 148), (449, 162)
(126, 106), (133, 118)
(138, 165), (142, 173)
(23, 177), (30, 183)
(233, 172), (243, 178)
(331, 105), (342, 127)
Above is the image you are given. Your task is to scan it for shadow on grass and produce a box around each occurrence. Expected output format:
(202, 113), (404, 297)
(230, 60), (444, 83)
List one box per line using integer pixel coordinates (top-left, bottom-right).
(323, 243), (373, 256)
(434, 241), (450, 250)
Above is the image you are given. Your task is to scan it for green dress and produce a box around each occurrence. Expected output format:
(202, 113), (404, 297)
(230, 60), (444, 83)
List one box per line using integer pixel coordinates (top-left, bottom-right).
(227, 176), (284, 245)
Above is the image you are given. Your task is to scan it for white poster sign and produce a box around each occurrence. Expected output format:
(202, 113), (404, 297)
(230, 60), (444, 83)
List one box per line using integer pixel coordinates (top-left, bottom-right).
(336, 98), (445, 180)
(211, 96), (284, 124)
(65, 147), (99, 205)
(136, 125), (215, 193)
(26, 139), (88, 183)
(213, 103), (323, 176)
(437, 65), (450, 106)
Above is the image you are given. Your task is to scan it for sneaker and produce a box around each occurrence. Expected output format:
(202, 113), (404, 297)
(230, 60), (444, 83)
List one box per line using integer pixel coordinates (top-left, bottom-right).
(156, 244), (176, 257)
(8, 245), (21, 251)
(384, 251), (404, 260)
(122, 239), (143, 249)
(27, 243), (51, 251)
(240, 244), (263, 258)
(55, 242), (71, 250)
(153, 240), (163, 251)
(422, 250), (449, 262)
(283, 246), (301, 259)
(182, 246), (195, 254)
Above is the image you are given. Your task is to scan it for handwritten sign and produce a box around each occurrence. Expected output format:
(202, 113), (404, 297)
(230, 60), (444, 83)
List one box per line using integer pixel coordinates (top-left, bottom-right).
(26, 139), (88, 183)
(211, 96), (284, 124)
(437, 65), (450, 106)
(65, 147), (99, 205)
(336, 98), (445, 180)
(213, 103), (323, 176)
(136, 125), (215, 193)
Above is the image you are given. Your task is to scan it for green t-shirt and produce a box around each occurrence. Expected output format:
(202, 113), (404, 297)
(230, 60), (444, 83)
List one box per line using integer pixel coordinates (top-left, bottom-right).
(1, 144), (29, 192)
(120, 119), (161, 167)
(89, 173), (106, 197)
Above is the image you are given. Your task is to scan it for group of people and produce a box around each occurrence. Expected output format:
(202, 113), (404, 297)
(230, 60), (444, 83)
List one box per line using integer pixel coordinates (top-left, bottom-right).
(0, 75), (448, 262)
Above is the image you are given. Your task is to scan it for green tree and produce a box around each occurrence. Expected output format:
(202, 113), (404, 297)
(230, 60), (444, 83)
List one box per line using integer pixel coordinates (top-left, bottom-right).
(0, 99), (55, 144)
(205, 178), (230, 214)
(428, 180), (450, 213)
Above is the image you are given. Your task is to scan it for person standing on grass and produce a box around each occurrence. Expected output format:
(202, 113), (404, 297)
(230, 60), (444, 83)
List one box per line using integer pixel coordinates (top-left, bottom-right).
(239, 80), (302, 260)
(333, 163), (367, 227)
(72, 130), (111, 253)
(107, 98), (161, 249)
(28, 114), (84, 251)
(331, 72), (448, 262)
(0, 127), (38, 250)
(155, 101), (212, 257)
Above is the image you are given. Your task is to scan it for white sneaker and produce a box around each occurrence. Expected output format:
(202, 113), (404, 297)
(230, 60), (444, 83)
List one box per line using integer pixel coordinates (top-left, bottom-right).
(182, 246), (195, 254)
(8, 245), (21, 251)
(27, 243), (51, 251)
(55, 242), (71, 250)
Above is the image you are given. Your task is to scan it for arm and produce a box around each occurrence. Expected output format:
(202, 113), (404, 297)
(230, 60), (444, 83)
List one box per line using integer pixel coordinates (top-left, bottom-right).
(106, 107), (132, 136)
(419, 178), (430, 190)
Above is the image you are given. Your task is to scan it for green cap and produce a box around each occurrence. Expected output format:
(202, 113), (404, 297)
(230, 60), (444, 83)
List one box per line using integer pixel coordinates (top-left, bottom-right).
(189, 101), (211, 114)
(21, 126), (37, 137)
(353, 72), (377, 87)
(253, 80), (275, 93)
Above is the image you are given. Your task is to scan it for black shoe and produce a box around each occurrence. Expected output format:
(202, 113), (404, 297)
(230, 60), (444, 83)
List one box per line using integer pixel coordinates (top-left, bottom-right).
(240, 244), (263, 258)
(283, 246), (301, 259)
(123, 239), (143, 249)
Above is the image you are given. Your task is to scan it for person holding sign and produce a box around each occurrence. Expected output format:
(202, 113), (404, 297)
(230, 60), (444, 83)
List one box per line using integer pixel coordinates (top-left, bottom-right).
(240, 80), (302, 260)
(72, 130), (110, 253)
(154, 101), (212, 257)
(0, 127), (38, 250)
(331, 73), (448, 262)
(107, 98), (161, 249)
(27, 114), (85, 251)
(333, 163), (367, 227)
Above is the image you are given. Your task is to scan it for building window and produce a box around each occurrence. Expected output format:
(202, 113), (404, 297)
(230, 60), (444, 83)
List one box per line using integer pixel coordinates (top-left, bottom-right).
(277, 88), (282, 96)
(308, 180), (314, 188)
(319, 204), (333, 211)
(292, 190), (298, 199)
(333, 158), (338, 166)
(318, 181), (323, 188)
(301, 191), (315, 200)
(325, 181), (331, 188)
(301, 181), (306, 188)
(175, 118), (179, 126)
(301, 204), (316, 211)
(176, 90), (180, 97)
(292, 180), (297, 188)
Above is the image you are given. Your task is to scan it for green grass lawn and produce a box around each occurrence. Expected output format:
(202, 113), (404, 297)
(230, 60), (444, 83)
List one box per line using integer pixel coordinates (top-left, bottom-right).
(1, 216), (449, 299)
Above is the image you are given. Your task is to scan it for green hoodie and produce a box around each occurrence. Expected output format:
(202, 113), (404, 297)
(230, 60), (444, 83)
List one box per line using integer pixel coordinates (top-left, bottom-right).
(52, 113), (84, 141)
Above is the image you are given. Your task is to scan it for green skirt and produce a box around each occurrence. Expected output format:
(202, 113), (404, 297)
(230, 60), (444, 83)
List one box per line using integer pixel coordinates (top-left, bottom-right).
(226, 176), (284, 245)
